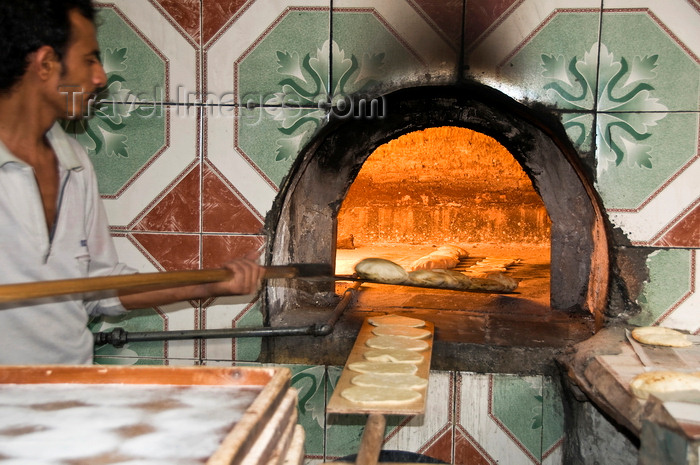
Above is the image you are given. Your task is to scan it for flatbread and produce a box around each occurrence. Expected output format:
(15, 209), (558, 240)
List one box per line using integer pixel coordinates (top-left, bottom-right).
(631, 326), (693, 348)
(368, 315), (425, 328)
(629, 370), (700, 400)
(354, 258), (408, 284)
(365, 336), (429, 352)
(364, 349), (424, 364)
(341, 386), (421, 405)
(371, 325), (431, 340)
(347, 361), (418, 375)
(351, 374), (428, 390)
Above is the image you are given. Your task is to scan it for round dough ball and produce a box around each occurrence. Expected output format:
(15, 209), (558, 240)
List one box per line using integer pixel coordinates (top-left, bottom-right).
(341, 386), (421, 405)
(351, 373), (428, 390)
(371, 325), (431, 340)
(368, 315), (425, 327)
(348, 361), (417, 375)
(364, 349), (424, 364)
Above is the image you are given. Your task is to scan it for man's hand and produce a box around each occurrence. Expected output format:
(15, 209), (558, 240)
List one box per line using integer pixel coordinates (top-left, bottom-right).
(119, 254), (265, 310)
(204, 256), (265, 297)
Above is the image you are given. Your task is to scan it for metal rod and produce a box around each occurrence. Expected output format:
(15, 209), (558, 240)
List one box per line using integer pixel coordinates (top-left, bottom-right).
(94, 283), (361, 348)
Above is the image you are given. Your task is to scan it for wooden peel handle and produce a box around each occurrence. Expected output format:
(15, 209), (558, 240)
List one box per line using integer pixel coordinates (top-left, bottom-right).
(0, 266), (303, 304)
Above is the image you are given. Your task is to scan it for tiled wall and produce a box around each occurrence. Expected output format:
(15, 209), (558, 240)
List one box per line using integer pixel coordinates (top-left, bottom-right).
(81, 0), (699, 463)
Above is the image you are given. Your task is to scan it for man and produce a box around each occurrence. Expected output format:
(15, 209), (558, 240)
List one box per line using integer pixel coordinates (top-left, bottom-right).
(0, 0), (265, 364)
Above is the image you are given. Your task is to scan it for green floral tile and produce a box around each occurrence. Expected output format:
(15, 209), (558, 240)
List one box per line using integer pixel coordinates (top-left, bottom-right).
(286, 365), (327, 458)
(231, 302), (264, 362)
(630, 249), (693, 326)
(237, 9), (330, 106)
(491, 374), (544, 461)
(237, 106), (327, 188)
(495, 11), (600, 110)
(542, 377), (565, 459)
(595, 112), (697, 209)
(63, 103), (168, 196)
(91, 307), (166, 361)
(331, 9), (432, 103)
(600, 10), (699, 112)
(93, 356), (166, 366)
(559, 112), (595, 156)
(95, 7), (167, 103)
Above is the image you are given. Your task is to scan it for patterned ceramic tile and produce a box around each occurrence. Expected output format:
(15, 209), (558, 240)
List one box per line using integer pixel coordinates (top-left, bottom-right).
(288, 365), (327, 459)
(205, 0), (330, 100)
(630, 249), (699, 333)
(200, 298), (264, 362)
(599, 7), (699, 113)
(382, 371), (454, 464)
(466, 0), (601, 108)
(558, 112), (596, 165)
(152, 0), (201, 43)
(599, 113), (699, 246)
(456, 372), (564, 465)
(91, 300), (200, 362)
(95, 1), (199, 103)
(332, 1), (459, 98)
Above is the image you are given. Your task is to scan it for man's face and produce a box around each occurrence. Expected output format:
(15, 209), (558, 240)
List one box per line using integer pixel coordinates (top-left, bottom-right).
(56, 9), (107, 120)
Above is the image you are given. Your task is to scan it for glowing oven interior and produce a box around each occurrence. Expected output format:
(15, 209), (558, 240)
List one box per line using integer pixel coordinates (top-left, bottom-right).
(262, 85), (607, 372)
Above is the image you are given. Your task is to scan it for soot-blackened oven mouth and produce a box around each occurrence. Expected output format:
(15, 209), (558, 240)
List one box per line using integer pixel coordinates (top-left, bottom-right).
(261, 84), (610, 373)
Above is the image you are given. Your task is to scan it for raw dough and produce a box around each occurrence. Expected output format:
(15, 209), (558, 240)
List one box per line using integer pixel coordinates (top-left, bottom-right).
(629, 370), (700, 400)
(340, 386), (421, 405)
(365, 336), (429, 352)
(354, 258), (408, 284)
(347, 361), (418, 375)
(364, 349), (424, 364)
(368, 315), (425, 328)
(631, 326), (693, 348)
(371, 325), (431, 340)
(351, 373), (428, 390)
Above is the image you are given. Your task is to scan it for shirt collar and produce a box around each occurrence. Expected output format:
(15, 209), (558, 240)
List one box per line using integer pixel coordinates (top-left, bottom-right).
(0, 122), (84, 171)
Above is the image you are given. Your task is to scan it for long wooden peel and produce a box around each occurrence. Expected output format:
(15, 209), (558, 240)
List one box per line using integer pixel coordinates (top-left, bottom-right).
(0, 263), (332, 304)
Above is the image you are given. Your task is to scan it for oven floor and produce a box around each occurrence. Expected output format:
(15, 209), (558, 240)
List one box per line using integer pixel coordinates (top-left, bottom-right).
(335, 243), (594, 348)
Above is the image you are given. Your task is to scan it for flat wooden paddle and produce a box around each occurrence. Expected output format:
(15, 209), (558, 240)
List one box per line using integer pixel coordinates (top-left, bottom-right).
(0, 263), (332, 304)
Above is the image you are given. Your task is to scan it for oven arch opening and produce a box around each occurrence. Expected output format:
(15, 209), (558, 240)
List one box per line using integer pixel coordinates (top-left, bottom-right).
(264, 84), (610, 333)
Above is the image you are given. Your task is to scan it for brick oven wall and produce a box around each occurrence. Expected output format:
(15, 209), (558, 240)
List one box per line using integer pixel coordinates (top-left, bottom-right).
(64, 1), (698, 463)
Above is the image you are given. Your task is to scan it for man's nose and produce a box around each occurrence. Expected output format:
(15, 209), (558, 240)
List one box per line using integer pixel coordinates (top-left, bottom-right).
(94, 63), (107, 90)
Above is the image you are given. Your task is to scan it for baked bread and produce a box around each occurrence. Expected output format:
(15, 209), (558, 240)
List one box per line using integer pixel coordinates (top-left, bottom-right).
(631, 326), (693, 348)
(354, 258), (408, 284)
(629, 370), (700, 400)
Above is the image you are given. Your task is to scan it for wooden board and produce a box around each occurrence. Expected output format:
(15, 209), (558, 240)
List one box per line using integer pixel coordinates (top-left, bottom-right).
(0, 365), (292, 465)
(327, 318), (434, 415)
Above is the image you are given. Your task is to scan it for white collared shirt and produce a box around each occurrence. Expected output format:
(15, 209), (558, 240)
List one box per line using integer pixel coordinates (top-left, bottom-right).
(0, 123), (134, 364)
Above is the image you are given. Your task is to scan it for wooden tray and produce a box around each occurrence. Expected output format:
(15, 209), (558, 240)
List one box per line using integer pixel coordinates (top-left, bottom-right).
(0, 365), (293, 465)
(327, 318), (434, 415)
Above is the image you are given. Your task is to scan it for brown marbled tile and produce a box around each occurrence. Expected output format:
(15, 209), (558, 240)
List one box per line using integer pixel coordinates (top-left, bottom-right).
(421, 428), (454, 464)
(464, 0), (521, 51)
(202, 0), (250, 45)
(202, 164), (264, 234)
(131, 233), (201, 271)
(201, 235), (266, 268)
(132, 166), (200, 233)
(154, 0), (201, 42)
(654, 202), (700, 247)
(454, 427), (495, 465)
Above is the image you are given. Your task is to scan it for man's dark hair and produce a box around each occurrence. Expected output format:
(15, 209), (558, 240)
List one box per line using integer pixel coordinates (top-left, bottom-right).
(0, 0), (96, 93)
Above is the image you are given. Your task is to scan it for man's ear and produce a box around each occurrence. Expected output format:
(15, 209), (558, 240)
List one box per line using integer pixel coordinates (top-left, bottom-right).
(32, 45), (61, 81)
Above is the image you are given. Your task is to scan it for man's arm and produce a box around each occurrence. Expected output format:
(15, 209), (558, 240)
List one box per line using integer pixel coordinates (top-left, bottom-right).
(118, 257), (264, 310)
